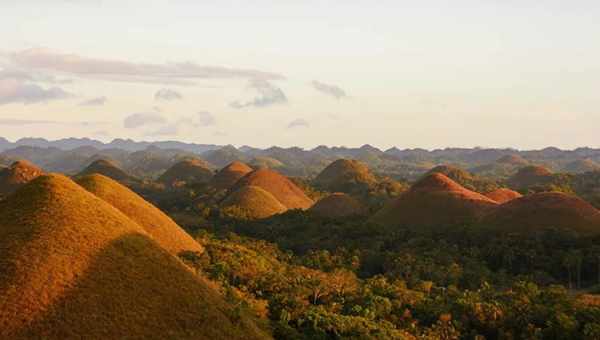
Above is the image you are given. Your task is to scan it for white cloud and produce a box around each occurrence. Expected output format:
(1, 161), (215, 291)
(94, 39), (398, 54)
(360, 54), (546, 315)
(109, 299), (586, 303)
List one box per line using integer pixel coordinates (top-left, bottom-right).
(9, 48), (285, 84)
(196, 111), (216, 126)
(230, 79), (287, 108)
(311, 80), (347, 99)
(0, 78), (73, 105)
(154, 88), (183, 101)
(123, 112), (166, 128)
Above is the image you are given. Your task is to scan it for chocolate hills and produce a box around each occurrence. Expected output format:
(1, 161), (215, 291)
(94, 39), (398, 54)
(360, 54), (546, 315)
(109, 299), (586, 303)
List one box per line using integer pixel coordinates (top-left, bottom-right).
(76, 174), (204, 256)
(371, 173), (498, 228)
(313, 159), (377, 193)
(230, 168), (313, 210)
(221, 185), (287, 219)
(506, 165), (553, 190)
(250, 156), (285, 169)
(0, 174), (269, 339)
(481, 192), (600, 235)
(0, 160), (44, 197)
(310, 192), (367, 218)
(485, 188), (523, 203)
(211, 161), (253, 190)
(158, 158), (214, 187)
(77, 158), (136, 182)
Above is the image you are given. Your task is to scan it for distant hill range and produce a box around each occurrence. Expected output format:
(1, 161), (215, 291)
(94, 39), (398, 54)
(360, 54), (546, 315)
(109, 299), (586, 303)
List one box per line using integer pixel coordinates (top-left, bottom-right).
(3, 137), (600, 179)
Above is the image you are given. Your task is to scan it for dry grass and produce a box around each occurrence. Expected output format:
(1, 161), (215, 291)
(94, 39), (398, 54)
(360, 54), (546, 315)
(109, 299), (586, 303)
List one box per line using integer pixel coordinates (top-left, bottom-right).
(158, 159), (214, 186)
(77, 159), (134, 182)
(371, 173), (498, 228)
(211, 161), (253, 190)
(485, 188), (523, 203)
(0, 160), (44, 196)
(221, 185), (287, 219)
(230, 168), (313, 210)
(310, 192), (368, 218)
(481, 192), (600, 235)
(507, 165), (553, 189)
(76, 174), (204, 255)
(0, 174), (270, 339)
(314, 159), (377, 191)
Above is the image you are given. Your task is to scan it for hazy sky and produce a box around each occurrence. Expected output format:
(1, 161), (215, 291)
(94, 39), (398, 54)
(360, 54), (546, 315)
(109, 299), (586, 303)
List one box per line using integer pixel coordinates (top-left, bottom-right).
(0, 1), (599, 149)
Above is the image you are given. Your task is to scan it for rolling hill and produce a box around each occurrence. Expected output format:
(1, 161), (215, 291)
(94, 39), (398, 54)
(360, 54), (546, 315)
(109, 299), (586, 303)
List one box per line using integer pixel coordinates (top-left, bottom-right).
(310, 192), (367, 218)
(0, 174), (270, 339)
(371, 173), (498, 228)
(230, 168), (313, 210)
(485, 188), (523, 203)
(313, 159), (377, 193)
(0, 160), (44, 197)
(158, 159), (214, 187)
(77, 159), (136, 183)
(221, 185), (288, 219)
(211, 161), (253, 190)
(76, 174), (204, 256)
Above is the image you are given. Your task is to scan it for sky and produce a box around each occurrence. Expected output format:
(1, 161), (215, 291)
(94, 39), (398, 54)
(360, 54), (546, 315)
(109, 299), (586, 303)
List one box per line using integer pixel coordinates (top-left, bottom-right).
(0, 0), (599, 150)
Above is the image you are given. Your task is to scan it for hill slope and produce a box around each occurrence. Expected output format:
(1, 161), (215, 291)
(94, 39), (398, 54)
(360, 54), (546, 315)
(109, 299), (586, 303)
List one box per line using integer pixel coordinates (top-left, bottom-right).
(76, 174), (203, 256)
(314, 159), (377, 193)
(0, 174), (269, 339)
(310, 192), (368, 218)
(221, 185), (287, 219)
(230, 168), (313, 209)
(77, 159), (135, 182)
(485, 188), (523, 204)
(211, 161), (253, 190)
(0, 160), (44, 197)
(158, 159), (214, 187)
(481, 192), (600, 235)
(371, 173), (498, 228)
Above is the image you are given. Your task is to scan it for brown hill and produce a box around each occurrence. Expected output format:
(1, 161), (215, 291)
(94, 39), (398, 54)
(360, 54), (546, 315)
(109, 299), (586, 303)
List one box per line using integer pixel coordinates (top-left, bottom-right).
(485, 188), (523, 204)
(481, 192), (600, 235)
(0, 174), (269, 339)
(310, 192), (368, 218)
(158, 159), (213, 187)
(211, 161), (253, 190)
(314, 159), (377, 193)
(507, 165), (553, 190)
(77, 158), (135, 182)
(371, 173), (498, 228)
(230, 168), (313, 209)
(76, 174), (203, 256)
(427, 164), (474, 182)
(250, 156), (285, 169)
(221, 185), (287, 219)
(0, 160), (44, 197)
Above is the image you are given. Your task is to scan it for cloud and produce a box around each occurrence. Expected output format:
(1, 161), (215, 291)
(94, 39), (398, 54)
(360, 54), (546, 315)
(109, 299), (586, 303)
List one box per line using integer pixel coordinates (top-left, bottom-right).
(0, 118), (107, 126)
(0, 78), (73, 105)
(196, 111), (216, 126)
(79, 96), (107, 106)
(154, 88), (183, 101)
(230, 79), (288, 109)
(287, 118), (309, 129)
(311, 80), (347, 99)
(9, 48), (284, 84)
(147, 123), (179, 136)
(0, 67), (72, 84)
(123, 112), (166, 128)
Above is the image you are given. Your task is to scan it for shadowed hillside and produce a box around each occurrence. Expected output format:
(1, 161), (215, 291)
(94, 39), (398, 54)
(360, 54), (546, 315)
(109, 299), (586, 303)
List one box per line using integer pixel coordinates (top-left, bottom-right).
(0, 174), (270, 339)
(314, 159), (377, 194)
(309, 192), (367, 218)
(77, 158), (136, 183)
(485, 188), (523, 203)
(158, 159), (214, 187)
(211, 161), (253, 190)
(481, 192), (600, 235)
(0, 160), (44, 197)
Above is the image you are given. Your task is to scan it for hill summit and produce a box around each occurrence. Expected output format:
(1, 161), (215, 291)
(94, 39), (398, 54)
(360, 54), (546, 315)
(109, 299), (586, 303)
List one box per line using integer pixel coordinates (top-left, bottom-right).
(158, 158), (213, 187)
(0, 174), (269, 339)
(211, 161), (253, 190)
(221, 185), (287, 219)
(310, 192), (367, 218)
(314, 159), (377, 193)
(77, 158), (135, 182)
(371, 173), (497, 228)
(0, 160), (44, 197)
(230, 168), (313, 210)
